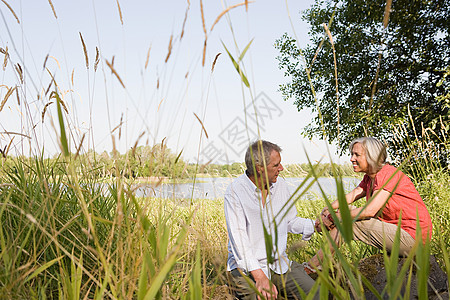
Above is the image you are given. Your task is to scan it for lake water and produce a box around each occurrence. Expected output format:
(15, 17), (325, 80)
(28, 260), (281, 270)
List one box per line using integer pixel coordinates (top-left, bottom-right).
(134, 177), (361, 200)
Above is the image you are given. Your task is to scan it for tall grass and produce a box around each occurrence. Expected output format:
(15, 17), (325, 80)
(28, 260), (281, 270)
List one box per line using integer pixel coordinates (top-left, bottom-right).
(392, 119), (450, 273)
(1, 136), (449, 298)
(0, 1), (449, 299)
(0, 155), (202, 298)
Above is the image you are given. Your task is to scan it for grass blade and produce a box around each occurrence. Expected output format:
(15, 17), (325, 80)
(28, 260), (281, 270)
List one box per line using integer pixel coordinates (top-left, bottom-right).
(143, 247), (182, 300)
(221, 41), (250, 87)
(55, 91), (69, 157)
(138, 251), (150, 300)
(238, 38), (254, 61)
(24, 256), (63, 284)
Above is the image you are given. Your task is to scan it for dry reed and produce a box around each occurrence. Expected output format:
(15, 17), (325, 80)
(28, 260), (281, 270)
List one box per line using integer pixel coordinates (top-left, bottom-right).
(157, 97), (165, 112)
(105, 59), (126, 88)
(15, 64), (23, 83)
(1, 46), (8, 70)
(202, 39), (207, 66)
(119, 113), (123, 139)
(367, 0), (392, 128)
(41, 101), (53, 122)
(0, 131), (31, 139)
(131, 131), (146, 157)
(200, 0), (208, 66)
(110, 117), (124, 134)
(323, 23), (340, 148)
(49, 91), (68, 114)
(45, 77), (54, 96)
(74, 133), (86, 159)
(94, 47), (100, 71)
(43, 54), (49, 69)
(116, 0), (123, 25)
(49, 55), (61, 69)
(165, 35), (173, 63)
(0, 85), (16, 112)
(15, 85), (19, 105)
(79, 32), (89, 69)
(1, 0), (20, 23)
(47, 0), (57, 19)
(180, 5), (190, 40)
(193, 112), (209, 139)
(211, 53), (221, 72)
(145, 45), (151, 69)
(210, 2), (250, 32)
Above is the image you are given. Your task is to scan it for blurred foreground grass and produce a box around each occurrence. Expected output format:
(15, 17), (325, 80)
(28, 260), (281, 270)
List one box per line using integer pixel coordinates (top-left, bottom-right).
(0, 145), (448, 298)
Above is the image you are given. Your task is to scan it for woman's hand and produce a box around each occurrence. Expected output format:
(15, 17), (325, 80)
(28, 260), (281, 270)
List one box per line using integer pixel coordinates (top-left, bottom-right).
(315, 207), (329, 232)
(322, 212), (335, 230)
(315, 208), (335, 232)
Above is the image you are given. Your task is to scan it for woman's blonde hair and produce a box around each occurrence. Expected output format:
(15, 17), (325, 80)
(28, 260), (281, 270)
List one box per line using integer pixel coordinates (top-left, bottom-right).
(349, 137), (387, 173)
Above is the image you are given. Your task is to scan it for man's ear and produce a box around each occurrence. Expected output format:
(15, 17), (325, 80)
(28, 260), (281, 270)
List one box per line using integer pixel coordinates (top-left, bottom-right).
(256, 165), (264, 174)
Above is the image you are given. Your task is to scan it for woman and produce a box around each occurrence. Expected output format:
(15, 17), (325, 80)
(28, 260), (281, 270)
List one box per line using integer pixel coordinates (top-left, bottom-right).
(304, 137), (432, 273)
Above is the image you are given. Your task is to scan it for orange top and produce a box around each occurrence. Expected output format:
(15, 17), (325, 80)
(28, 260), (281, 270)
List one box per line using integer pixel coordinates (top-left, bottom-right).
(359, 164), (432, 243)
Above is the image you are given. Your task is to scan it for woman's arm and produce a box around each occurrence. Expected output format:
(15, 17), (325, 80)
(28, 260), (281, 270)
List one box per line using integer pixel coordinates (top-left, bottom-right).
(314, 186), (366, 232)
(316, 186), (366, 232)
(344, 188), (390, 220)
(328, 186), (366, 210)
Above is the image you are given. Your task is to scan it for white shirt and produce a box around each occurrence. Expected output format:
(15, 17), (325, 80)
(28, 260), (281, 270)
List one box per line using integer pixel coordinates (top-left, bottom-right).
(224, 173), (315, 277)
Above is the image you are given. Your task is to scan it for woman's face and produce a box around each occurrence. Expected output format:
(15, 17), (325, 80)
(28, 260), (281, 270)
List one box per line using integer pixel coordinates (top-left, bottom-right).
(350, 143), (370, 174)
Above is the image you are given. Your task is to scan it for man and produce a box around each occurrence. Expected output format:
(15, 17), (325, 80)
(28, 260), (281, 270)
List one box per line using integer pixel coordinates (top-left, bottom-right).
(225, 140), (319, 299)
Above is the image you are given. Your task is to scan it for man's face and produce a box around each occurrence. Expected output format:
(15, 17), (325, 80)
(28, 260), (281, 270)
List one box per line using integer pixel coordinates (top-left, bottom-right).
(258, 150), (284, 184)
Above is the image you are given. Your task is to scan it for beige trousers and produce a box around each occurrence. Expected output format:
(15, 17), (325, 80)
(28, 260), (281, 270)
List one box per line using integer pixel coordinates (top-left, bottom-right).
(352, 218), (416, 256)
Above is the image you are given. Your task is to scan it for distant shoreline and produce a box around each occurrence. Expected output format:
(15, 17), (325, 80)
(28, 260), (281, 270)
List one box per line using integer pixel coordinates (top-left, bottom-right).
(130, 173), (362, 185)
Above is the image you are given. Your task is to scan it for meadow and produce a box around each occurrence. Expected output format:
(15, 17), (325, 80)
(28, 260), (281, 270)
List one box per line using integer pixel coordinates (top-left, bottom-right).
(0, 127), (449, 298)
(0, 0), (449, 299)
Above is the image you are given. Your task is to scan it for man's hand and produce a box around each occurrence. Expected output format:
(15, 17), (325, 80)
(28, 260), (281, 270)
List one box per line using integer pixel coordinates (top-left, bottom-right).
(314, 217), (322, 233)
(251, 269), (278, 300)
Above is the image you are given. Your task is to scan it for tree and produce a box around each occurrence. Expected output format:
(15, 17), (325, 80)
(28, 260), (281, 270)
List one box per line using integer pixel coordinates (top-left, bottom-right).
(275, 0), (449, 164)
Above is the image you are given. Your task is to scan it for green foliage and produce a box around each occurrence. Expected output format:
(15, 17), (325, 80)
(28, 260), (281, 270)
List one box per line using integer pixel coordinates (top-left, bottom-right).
(186, 244), (202, 300)
(221, 40), (253, 88)
(55, 91), (69, 157)
(196, 162), (245, 177)
(275, 0), (450, 165)
(0, 156), (194, 298)
(199, 162), (356, 178)
(0, 148), (449, 298)
(46, 144), (190, 180)
(284, 162), (358, 178)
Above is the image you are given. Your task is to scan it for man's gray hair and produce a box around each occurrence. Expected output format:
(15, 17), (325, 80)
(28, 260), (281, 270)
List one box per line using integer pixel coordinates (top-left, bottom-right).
(349, 137), (387, 173)
(245, 140), (282, 176)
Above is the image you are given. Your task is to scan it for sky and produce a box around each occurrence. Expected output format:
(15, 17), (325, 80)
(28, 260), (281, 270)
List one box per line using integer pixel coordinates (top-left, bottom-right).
(0, 0), (345, 165)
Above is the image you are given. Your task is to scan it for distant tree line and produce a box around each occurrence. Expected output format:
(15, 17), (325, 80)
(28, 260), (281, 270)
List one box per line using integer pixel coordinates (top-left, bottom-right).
(282, 163), (358, 178)
(0, 144), (357, 180)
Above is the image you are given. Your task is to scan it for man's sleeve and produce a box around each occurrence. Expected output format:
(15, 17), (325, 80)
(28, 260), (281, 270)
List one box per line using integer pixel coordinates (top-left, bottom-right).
(280, 181), (315, 240)
(285, 201), (315, 240)
(224, 187), (261, 272)
(287, 216), (315, 240)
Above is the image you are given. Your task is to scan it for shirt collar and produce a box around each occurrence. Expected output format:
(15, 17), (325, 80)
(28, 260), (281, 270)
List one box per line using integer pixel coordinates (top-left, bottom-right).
(244, 172), (275, 194)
